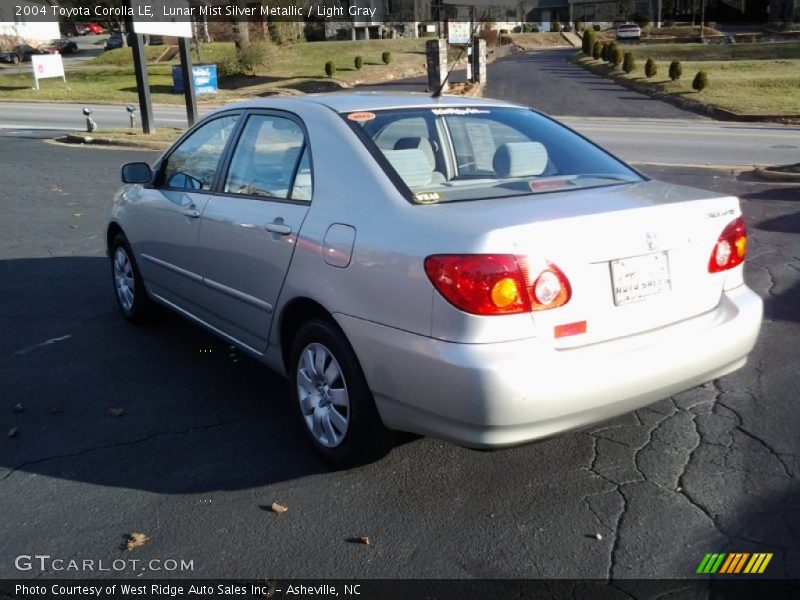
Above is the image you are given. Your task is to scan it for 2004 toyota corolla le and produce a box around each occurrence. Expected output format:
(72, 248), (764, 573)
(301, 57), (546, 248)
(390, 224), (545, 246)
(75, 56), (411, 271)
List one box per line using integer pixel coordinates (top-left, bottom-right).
(107, 93), (763, 468)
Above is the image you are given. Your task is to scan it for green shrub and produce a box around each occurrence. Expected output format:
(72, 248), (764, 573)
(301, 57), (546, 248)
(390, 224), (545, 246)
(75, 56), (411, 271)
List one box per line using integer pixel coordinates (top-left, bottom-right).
(592, 41), (601, 59)
(382, 51), (392, 65)
(216, 41), (270, 76)
(354, 55), (363, 70)
(645, 57), (657, 78)
(236, 41), (270, 75)
(668, 59), (682, 81)
(612, 47), (623, 67)
(692, 70), (708, 91)
(622, 51), (635, 73)
(325, 60), (336, 77)
(593, 24), (601, 31)
(500, 34), (513, 45)
(581, 29), (597, 55)
(601, 42), (609, 61)
(553, 21), (562, 32)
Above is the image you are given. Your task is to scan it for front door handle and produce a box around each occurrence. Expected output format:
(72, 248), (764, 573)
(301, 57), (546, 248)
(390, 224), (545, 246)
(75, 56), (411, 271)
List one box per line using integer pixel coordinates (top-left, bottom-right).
(181, 204), (200, 218)
(265, 220), (292, 235)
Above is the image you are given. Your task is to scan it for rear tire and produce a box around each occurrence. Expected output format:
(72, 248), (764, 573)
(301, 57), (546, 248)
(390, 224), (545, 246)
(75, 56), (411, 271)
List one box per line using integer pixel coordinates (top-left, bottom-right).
(110, 233), (155, 323)
(289, 319), (393, 469)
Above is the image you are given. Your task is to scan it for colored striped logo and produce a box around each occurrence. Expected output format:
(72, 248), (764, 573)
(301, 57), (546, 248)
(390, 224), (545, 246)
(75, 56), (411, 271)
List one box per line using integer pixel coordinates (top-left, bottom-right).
(696, 552), (773, 574)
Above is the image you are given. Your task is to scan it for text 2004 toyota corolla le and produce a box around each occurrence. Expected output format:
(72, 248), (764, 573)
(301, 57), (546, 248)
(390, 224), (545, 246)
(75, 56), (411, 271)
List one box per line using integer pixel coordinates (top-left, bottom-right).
(107, 93), (762, 468)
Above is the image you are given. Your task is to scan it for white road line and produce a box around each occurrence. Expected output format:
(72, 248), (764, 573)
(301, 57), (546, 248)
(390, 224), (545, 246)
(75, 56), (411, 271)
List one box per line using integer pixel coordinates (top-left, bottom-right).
(14, 334), (72, 356)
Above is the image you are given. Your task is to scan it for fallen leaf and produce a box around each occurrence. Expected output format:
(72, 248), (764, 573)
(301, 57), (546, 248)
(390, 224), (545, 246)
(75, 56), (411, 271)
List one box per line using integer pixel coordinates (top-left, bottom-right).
(594, 533), (603, 540)
(73, 213), (84, 218)
(107, 408), (125, 418)
(122, 532), (149, 551)
(69, 225), (78, 229)
(349, 535), (370, 546)
(13, 403), (24, 412)
(8, 427), (18, 438)
(270, 502), (288, 515)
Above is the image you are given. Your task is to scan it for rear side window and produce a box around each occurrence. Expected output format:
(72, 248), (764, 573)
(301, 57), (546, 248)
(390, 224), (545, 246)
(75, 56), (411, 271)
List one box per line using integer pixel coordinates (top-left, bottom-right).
(223, 114), (311, 201)
(161, 115), (239, 191)
(348, 107), (643, 204)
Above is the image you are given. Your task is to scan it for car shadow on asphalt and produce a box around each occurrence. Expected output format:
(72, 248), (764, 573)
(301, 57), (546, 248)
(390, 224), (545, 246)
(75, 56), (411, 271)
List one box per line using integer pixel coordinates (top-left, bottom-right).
(0, 256), (341, 491)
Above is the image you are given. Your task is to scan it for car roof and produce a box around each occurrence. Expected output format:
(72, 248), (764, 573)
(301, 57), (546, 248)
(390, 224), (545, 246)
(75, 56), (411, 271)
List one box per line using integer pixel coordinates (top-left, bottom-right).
(223, 92), (524, 114)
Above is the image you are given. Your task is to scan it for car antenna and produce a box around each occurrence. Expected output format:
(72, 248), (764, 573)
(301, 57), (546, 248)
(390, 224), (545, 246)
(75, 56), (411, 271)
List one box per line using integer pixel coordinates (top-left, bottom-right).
(432, 11), (487, 99)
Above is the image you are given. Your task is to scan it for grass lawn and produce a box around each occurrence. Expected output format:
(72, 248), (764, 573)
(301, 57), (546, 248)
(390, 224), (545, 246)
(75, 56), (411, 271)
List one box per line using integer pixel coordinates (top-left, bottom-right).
(0, 39), (427, 105)
(574, 42), (800, 116)
(624, 41), (800, 61)
(510, 33), (572, 49)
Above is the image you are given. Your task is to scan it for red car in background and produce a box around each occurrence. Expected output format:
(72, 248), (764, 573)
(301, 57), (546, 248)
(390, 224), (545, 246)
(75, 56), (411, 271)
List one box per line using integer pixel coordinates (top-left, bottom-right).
(85, 23), (105, 34)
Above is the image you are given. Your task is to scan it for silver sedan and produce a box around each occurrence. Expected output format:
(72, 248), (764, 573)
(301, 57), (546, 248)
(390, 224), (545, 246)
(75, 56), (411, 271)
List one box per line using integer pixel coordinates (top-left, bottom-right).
(107, 93), (762, 468)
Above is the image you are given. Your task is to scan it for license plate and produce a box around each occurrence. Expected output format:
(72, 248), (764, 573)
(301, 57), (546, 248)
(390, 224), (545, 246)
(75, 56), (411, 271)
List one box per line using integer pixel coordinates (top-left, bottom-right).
(610, 252), (671, 306)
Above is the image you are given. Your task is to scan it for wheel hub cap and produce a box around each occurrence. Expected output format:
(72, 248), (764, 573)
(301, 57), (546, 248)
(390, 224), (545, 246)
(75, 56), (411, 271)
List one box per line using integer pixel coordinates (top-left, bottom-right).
(296, 342), (350, 448)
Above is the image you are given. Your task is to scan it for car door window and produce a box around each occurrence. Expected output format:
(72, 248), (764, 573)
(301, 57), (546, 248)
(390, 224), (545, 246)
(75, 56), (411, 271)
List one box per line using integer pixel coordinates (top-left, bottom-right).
(223, 114), (311, 201)
(161, 115), (239, 191)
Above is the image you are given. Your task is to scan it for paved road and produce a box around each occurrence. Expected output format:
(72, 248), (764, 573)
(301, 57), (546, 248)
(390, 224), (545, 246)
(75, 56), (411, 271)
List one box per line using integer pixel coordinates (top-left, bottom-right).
(485, 48), (700, 119)
(0, 132), (798, 580)
(1, 100), (799, 168)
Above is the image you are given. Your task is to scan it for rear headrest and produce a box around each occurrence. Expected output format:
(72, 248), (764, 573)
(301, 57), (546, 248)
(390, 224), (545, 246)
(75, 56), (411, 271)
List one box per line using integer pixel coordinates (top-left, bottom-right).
(383, 149), (433, 188)
(394, 137), (436, 170)
(493, 142), (548, 178)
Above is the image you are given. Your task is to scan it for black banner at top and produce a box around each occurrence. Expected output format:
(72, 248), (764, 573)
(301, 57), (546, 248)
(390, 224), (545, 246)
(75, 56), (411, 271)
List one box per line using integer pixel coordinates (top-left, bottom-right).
(3, 0), (490, 23)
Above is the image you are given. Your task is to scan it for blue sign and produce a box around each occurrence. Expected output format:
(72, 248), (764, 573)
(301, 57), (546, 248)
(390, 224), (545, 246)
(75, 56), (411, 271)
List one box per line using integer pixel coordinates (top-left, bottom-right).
(173, 64), (218, 95)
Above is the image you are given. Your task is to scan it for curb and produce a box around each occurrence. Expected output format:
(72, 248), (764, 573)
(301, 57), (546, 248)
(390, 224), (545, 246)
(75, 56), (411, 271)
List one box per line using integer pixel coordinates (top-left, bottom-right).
(569, 54), (800, 124)
(753, 167), (800, 183)
(56, 133), (172, 150)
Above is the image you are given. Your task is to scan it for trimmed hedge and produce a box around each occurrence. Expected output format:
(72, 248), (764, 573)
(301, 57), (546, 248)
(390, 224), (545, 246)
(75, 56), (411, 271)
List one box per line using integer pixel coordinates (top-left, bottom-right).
(612, 47), (623, 67)
(645, 57), (657, 78)
(325, 60), (336, 77)
(668, 60), (682, 81)
(622, 51), (635, 73)
(692, 70), (709, 91)
(354, 55), (363, 70)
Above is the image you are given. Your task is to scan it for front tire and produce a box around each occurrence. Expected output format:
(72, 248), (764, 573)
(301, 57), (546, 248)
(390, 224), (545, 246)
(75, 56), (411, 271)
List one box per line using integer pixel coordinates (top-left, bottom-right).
(110, 233), (155, 323)
(290, 319), (392, 469)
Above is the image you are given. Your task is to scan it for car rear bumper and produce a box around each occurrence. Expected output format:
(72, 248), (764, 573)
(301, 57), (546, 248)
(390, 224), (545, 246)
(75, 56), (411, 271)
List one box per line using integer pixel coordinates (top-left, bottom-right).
(336, 285), (762, 448)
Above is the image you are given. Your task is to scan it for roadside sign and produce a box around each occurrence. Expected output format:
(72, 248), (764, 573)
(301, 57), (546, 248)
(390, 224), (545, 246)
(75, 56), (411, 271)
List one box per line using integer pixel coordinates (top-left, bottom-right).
(448, 22), (470, 44)
(31, 53), (66, 90)
(130, 0), (193, 38)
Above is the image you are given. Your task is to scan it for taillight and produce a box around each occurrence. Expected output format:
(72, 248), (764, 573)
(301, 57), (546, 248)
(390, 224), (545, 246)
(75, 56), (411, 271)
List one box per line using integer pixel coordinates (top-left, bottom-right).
(530, 263), (571, 311)
(424, 254), (571, 316)
(708, 216), (747, 273)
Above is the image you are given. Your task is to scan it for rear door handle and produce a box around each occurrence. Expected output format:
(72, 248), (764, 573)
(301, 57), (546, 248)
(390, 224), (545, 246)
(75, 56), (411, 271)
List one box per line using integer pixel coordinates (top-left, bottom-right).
(181, 204), (200, 218)
(265, 221), (292, 235)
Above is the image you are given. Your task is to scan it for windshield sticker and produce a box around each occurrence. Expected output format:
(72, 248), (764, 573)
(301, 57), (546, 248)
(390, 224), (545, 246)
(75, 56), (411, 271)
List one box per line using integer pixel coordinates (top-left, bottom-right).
(431, 108), (490, 116)
(414, 191), (441, 204)
(347, 111), (376, 122)
(529, 178), (570, 191)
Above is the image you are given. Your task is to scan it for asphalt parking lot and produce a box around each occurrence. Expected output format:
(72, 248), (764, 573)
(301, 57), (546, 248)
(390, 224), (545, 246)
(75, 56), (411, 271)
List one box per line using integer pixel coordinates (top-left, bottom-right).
(0, 131), (798, 581)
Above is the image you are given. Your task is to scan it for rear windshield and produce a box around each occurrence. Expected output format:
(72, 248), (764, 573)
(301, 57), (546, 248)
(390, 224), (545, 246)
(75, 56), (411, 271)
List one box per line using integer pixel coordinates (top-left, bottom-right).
(346, 107), (643, 204)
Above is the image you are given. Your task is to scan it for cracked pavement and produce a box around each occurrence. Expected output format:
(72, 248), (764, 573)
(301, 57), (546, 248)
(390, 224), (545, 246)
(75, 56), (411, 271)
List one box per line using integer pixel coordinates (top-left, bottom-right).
(0, 135), (798, 581)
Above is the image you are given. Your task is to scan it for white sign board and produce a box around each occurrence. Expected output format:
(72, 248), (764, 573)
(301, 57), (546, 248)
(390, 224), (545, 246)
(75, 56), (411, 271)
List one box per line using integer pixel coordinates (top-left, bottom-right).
(31, 53), (66, 90)
(131, 0), (193, 38)
(448, 22), (471, 44)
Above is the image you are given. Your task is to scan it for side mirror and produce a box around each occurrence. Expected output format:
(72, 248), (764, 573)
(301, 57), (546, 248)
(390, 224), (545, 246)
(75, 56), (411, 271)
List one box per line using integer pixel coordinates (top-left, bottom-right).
(121, 162), (152, 184)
